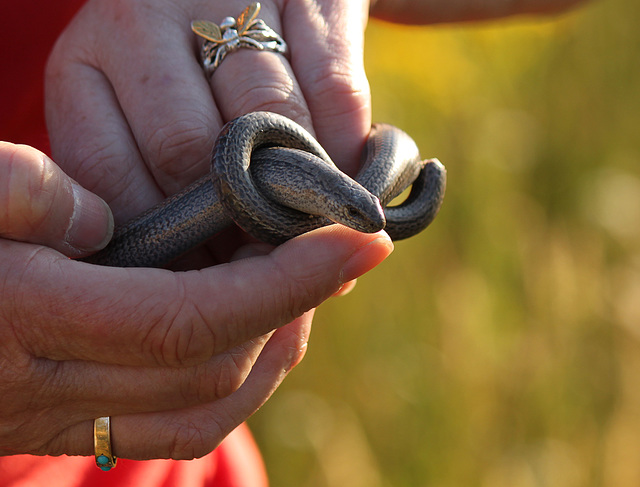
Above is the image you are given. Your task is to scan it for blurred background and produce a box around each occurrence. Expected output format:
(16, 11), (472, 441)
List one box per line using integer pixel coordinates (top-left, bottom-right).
(250, 0), (640, 485)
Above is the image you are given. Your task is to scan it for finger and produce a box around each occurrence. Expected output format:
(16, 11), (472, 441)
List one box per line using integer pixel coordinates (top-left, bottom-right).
(10, 315), (311, 459)
(46, 55), (222, 268)
(8, 225), (392, 367)
(207, 2), (314, 132)
(45, 313), (314, 459)
(0, 142), (113, 257)
(94, 6), (221, 196)
(120, 316), (313, 461)
(22, 333), (272, 421)
(46, 47), (163, 223)
(284, 0), (372, 175)
(46, 1), (219, 214)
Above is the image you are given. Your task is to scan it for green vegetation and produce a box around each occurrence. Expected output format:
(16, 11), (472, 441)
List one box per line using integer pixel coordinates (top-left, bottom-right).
(251, 1), (640, 485)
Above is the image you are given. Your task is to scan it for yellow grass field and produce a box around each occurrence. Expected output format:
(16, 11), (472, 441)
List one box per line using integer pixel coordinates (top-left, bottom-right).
(251, 1), (640, 485)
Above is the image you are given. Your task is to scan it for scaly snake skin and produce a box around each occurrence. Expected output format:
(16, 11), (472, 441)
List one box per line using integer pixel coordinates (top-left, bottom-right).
(84, 111), (446, 267)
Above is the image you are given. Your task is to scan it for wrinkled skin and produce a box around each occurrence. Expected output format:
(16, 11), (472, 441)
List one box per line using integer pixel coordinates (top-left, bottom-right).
(0, 141), (393, 459)
(0, 0), (585, 461)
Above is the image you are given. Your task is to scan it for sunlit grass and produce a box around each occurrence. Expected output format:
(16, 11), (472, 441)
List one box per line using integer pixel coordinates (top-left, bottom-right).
(250, 1), (640, 485)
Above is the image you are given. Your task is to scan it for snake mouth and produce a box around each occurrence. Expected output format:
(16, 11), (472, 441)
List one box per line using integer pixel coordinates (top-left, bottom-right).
(337, 195), (386, 234)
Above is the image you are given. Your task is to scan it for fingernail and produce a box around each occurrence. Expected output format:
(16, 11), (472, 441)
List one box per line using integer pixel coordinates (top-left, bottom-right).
(339, 234), (394, 284)
(66, 183), (114, 252)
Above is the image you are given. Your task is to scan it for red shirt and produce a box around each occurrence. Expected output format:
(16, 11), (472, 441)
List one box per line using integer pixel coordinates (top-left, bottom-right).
(0, 2), (267, 485)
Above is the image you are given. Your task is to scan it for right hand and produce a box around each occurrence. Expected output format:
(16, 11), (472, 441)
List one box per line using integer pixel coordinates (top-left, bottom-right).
(0, 141), (393, 460)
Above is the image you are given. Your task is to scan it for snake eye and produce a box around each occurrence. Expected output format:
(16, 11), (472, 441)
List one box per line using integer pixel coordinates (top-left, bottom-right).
(346, 206), (363, 221)
(343, 202), (386, 233)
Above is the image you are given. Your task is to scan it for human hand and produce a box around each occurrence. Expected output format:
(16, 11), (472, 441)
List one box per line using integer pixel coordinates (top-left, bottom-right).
(0, 142), (393, 459)
(45, 0), (586, 248)
(45, 0), (373, 240)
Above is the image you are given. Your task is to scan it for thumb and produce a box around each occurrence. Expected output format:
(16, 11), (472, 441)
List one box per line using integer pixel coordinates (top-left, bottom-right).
(0, 142), (113, 257)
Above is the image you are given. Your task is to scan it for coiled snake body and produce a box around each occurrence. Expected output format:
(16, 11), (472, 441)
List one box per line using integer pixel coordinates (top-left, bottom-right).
(84, 111), (446, 268)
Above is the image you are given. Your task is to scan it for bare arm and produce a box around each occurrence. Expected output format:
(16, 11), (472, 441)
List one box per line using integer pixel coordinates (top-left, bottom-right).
(369, 0), (588, 24)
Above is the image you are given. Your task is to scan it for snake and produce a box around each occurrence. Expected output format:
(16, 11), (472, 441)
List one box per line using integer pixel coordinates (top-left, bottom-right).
(83, 111), (446, 268)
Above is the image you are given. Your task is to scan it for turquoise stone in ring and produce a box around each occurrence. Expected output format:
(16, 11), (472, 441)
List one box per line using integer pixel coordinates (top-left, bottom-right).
(97, 454), (112, 471)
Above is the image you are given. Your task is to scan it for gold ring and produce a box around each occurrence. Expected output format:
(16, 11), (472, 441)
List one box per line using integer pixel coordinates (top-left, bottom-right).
(94, 416), (117, 471)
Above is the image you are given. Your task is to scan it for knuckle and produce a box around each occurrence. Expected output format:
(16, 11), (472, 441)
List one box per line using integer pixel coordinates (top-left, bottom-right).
(144, 116), (213, 186)
(59, 139), (153, 221)
(67, 142), (133, 201)
(226, 68), (311, 128)
(180, 351), (252, 405)
(0, 144), (69, 241)
(142, 280), (216, 368)
(305, 57), (370, 120)
(211, 348), (255, 398)
(169, 419), (223, 460)
(145, 315), (209, 369)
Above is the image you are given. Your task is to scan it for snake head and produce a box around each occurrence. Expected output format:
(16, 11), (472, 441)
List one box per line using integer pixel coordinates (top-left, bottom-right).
(250, 147), (386, 234)
(327, 185), (386, 234)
